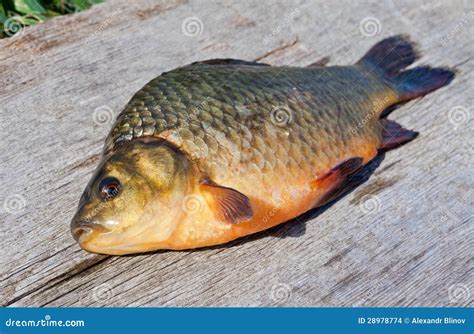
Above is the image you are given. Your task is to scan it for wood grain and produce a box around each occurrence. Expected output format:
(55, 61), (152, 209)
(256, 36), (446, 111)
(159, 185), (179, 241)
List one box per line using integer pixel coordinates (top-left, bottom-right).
(0, 0), (472, 307)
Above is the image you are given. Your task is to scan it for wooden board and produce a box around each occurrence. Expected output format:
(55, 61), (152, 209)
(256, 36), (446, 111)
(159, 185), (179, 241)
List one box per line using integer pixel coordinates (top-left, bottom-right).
(0, 0), (472, 307)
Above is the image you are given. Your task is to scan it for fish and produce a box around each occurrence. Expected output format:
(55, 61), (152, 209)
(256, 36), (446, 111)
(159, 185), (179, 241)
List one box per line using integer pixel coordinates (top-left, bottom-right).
(71, 35), (454, 255)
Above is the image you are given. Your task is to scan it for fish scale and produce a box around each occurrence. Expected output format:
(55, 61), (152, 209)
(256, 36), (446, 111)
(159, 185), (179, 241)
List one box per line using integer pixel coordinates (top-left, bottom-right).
(106, 65), (387, 195)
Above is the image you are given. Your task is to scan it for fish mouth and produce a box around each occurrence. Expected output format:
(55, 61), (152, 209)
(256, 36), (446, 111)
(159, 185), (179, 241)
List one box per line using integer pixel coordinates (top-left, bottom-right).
(70, 221), (155, 255)
(71, 220), (109, 244)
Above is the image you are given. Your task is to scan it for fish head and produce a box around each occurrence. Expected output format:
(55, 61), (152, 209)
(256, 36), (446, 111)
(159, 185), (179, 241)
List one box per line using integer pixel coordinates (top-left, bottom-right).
(70, 140), (191, 255)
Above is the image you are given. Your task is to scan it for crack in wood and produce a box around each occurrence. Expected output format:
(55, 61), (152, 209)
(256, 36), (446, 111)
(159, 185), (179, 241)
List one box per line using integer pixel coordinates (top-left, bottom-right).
(255, 38), (300, 61)
(323, 246), (353, 267)
(4, 256), (111, 306)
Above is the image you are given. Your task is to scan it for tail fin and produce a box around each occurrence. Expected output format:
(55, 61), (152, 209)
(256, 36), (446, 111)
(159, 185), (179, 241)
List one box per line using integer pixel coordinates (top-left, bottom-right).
(390, 67), (455, 101)
(358, 35), (455, 101)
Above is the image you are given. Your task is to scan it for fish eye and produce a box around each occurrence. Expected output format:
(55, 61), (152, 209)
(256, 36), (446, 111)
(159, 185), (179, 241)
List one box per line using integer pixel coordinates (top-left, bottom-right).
(99, 177), (122, 201)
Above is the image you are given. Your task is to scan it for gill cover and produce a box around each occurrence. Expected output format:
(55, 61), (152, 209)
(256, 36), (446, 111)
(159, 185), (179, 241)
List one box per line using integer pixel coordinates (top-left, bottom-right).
(71, 139), (191, 253)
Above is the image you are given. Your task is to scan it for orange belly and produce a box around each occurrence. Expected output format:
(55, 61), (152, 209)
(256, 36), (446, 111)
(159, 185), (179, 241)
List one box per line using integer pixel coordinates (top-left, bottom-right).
(167, 140), (379, 250)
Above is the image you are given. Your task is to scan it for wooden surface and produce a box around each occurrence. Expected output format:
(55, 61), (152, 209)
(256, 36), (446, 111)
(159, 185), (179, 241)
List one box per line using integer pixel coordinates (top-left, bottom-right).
(0, 0), (472, 307)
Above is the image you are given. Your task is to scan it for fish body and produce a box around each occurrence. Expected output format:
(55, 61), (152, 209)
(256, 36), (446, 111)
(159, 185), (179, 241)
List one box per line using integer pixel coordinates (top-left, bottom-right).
(71, 36), (454, 255)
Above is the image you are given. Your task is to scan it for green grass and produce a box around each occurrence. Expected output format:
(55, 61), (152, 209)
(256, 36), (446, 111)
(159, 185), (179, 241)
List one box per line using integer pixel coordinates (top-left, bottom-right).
(0, 0), (103, 38)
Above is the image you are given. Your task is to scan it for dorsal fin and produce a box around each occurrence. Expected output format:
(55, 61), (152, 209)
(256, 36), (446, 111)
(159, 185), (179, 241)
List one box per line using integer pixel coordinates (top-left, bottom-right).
(358, 35), (418, 76)
(191, 59), (270, 67)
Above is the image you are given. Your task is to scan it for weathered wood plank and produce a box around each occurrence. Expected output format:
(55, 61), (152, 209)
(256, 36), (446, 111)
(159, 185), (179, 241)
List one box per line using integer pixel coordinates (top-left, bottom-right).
(0, 0), (472, 307)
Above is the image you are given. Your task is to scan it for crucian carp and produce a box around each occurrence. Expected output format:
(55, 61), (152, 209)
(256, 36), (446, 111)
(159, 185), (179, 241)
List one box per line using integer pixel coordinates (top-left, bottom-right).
(71, 35), (454, 255)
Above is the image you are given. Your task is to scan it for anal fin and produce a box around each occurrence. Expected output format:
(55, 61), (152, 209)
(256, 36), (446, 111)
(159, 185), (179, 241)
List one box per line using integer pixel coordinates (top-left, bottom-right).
(379, 119), (418, 151)
(310, 157), (363, 206)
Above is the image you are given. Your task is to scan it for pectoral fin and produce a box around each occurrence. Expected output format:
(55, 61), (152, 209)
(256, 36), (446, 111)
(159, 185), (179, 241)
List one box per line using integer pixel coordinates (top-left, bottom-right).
(200, 180), (254, 224)
(310, 157), (363, 206)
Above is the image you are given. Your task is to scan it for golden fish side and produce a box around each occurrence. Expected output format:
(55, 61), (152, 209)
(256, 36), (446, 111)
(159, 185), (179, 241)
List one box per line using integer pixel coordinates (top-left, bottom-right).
(106, 64), (392, 182)
(71, 35), (455, 254)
